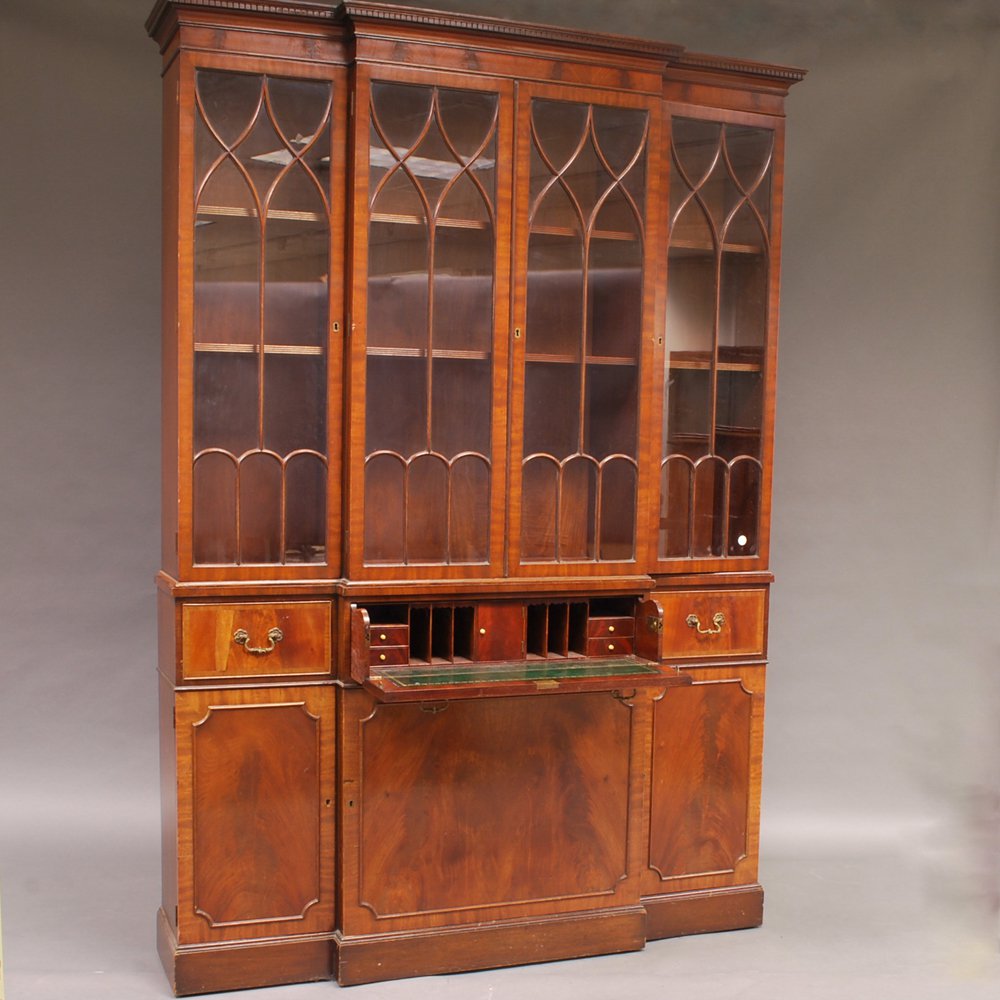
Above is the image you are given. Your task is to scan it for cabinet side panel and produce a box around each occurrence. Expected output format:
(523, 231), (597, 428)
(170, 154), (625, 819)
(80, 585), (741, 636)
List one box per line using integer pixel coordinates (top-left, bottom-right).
(647, 676), (755, 883)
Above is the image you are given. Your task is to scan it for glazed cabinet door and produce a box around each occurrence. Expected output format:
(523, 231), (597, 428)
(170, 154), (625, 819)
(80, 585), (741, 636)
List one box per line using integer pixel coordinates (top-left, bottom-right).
(509, 84), (661, 575)
(347, 67), (514, 579)
(176, 54), (347, 580)
(642, 666), (764, 906)
(173, 685), (336, 946)
(655, 108), (784, 571)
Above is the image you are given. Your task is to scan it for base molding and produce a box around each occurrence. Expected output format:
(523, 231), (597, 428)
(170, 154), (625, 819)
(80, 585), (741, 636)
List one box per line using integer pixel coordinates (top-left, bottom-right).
(643, 884), (764, 940)
(335, 906), (647, 986)
(157, 909), (335, 996)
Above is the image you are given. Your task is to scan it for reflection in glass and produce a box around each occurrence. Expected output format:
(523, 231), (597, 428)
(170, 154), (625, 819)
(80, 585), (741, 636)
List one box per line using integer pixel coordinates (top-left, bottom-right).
(660, 117), (773, 560)
(364, 81), (499, 566)
(192, 70), (332, 565)
(521, 98), (647, 564)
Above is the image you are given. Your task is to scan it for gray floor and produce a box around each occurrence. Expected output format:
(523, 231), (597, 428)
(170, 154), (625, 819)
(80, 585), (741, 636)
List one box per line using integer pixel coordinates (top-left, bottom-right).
(4, 800), (999, 1000)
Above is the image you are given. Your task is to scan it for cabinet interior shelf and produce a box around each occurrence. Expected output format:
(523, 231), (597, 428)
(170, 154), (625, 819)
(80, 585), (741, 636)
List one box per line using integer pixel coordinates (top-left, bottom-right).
(527, 353), (637, 366)
(197, 204), (324, 223)
(669, 238), (764, 256)
(670, 358), (761, 373)
(366, 346), (491, 360)
(669, 425), (761, 444)
(195, 342), (324, 356)
(370, 211), (490, 231)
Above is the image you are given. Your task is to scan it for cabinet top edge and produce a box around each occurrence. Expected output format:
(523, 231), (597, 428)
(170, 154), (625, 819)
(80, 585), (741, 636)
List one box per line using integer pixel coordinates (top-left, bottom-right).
(145, 0), (806, 86)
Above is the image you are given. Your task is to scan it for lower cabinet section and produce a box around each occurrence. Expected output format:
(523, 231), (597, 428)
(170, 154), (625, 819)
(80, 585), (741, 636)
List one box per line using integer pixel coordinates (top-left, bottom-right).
(159, 668), (765, 992)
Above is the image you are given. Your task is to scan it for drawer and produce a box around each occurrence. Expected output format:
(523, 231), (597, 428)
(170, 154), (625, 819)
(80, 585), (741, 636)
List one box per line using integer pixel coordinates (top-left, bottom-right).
(370, 624), (409, 646)
(586, 636), (633, 658)
(181, 601), (332, 679)
(654, 589), (766, 660)
(370, 644), (409, 667)
(587, 616), (634, 639)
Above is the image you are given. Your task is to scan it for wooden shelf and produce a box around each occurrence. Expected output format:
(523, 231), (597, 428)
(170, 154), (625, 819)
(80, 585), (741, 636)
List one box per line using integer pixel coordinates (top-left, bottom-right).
(526, 353), (637, 366)
(366, 346), (491, 360)
(195, 342), (324, 356)
(197, 204), (324, 223)
(670, 358), (761, 373)
(370, 211), (491, 231)
(531, 224), (640, 242)
(669, 238), (764, 256)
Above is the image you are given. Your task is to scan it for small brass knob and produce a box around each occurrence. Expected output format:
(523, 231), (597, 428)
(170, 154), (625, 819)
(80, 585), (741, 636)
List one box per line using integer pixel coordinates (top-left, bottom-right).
(379, 653), (387, 662)
(479, 627), (487, 635)
(608, 643), (615, 651)
(608, 625), (615, 633)
(379, 633), (387, 641)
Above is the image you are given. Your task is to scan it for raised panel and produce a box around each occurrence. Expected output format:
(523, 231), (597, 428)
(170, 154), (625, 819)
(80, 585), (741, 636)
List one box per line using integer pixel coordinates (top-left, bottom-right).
(354, 693), (632, 921)
(645, 668), (763, 893)
(175, 686), (335, 944)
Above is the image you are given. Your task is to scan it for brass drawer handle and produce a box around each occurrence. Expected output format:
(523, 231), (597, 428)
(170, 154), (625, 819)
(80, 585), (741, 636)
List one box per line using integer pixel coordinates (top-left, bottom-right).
(233, 627), (284, 655)
(685, 612), (726, 636)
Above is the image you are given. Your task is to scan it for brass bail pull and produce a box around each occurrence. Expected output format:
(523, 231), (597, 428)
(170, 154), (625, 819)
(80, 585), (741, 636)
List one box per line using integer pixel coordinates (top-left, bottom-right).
(233, 626), (284, 655)
(685, 612), (726, 636)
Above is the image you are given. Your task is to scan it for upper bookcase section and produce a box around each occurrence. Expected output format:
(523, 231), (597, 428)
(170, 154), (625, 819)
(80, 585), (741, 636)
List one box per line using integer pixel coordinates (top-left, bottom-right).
(147, 0), (806, 101)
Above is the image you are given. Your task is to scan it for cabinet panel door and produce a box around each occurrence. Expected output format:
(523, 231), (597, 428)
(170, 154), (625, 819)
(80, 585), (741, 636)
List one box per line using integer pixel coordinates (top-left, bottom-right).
(509, 83), (661, 575)
(655, 106), (784, 573)
(340, 690), (638, 933)
(180, 55), (347, 580)
(175, 685), (335, 944)
(643, 666), (764, 895)
(348, 66), (515, 579)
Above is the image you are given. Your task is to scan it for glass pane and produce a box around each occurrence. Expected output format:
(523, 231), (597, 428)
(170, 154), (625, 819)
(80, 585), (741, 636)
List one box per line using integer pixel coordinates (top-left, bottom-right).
(660, 117), (773, 561)
(193, 69), (332, 566)
(364, 81), (499, 566)
(364, 454), (405, 563)
(521, 457), (558, 561)
(284, 453), (326, 563)
(559, 457), (597, 560)
(450, 455), (490, 562)
(193, 452), (238, 564)
(239, 452), (282, 563)
(599, 458), (637, 561)
(522, 98), (647, 564)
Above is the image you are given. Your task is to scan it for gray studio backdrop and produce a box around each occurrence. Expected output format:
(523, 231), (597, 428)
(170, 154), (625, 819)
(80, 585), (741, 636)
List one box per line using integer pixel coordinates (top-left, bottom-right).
(1, 1), (999, 998)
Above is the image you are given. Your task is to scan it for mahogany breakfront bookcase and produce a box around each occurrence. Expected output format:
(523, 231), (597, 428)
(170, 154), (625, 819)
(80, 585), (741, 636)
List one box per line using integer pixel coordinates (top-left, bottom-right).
(147, 0), (803, 992)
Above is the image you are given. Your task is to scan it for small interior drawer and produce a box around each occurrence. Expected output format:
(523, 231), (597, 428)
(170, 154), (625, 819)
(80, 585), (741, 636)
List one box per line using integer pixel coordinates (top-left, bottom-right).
(654, 588), (766, 660)
(181, 601), (332, 679)
(371, 624), (409, 647)
(369, 644), (409, 667)
(586, 636), (633, 658)
(586, 616), (634, 639)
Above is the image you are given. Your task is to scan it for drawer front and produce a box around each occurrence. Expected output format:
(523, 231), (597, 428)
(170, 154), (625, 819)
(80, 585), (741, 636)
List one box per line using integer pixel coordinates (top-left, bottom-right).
(587, 616), (634, 639)
(370, 644), (409, 667)
(370, 624), (409, 647)
(586, 636), (633, 658)
(181, 601), (332, 679)
(654, 589), (766, 660)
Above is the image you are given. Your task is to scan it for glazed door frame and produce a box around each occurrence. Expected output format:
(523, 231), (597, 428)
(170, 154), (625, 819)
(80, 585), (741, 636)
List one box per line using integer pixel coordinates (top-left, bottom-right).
(507, 80), (663, 578)
(345, 62), (515, 581)
(650, 102), (787, 575)
(170, 49), (348, 583)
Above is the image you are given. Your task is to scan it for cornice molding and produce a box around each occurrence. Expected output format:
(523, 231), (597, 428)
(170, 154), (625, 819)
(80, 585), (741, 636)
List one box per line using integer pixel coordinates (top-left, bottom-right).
(146, 0), (806, 87)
